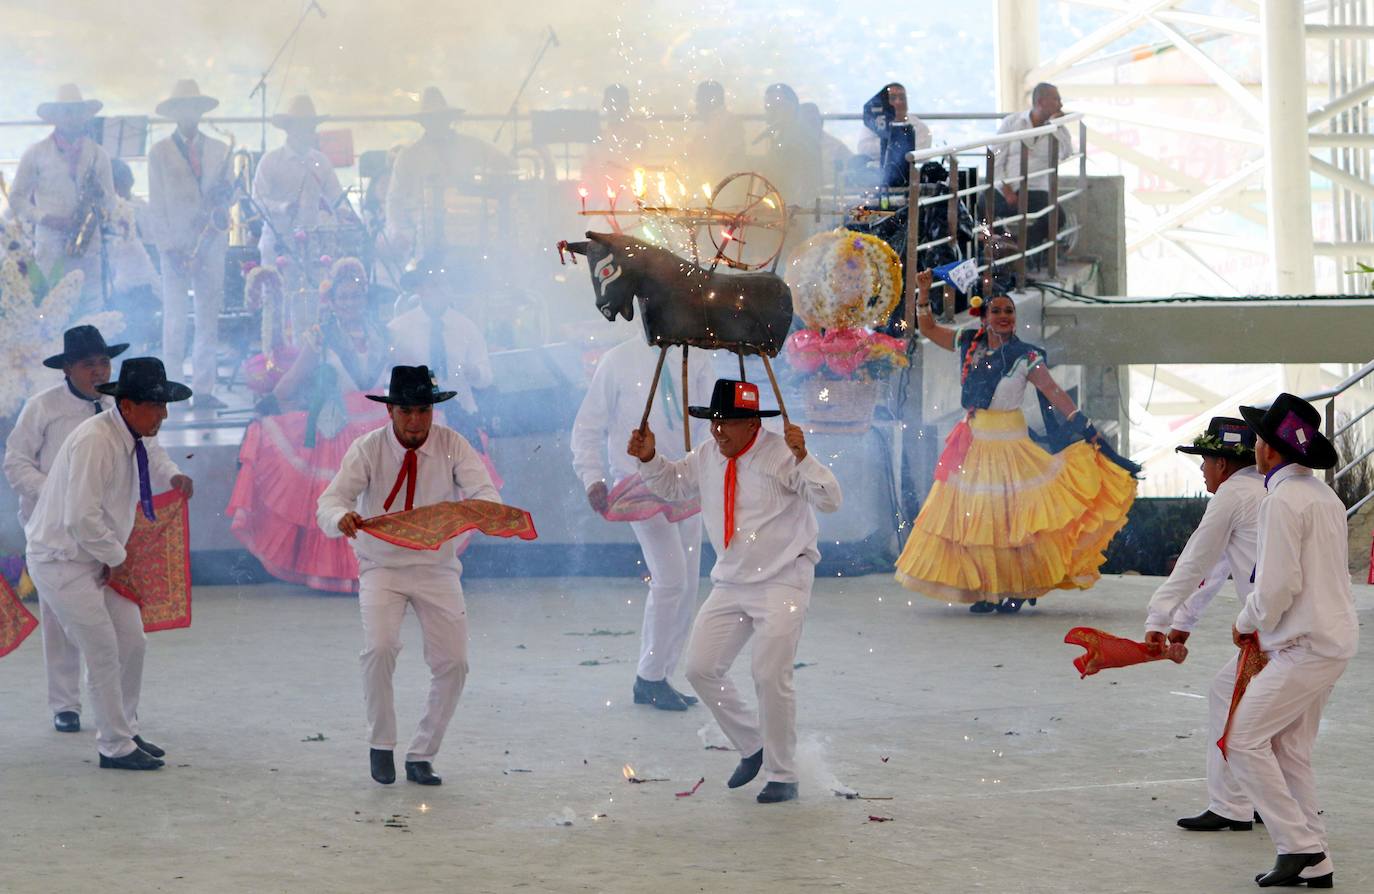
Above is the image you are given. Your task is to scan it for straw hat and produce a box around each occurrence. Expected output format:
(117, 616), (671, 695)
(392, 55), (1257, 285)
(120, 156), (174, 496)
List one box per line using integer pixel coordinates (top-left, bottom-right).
(271, 94), (328, 130)
(412, 86), (463, 123)
(156, 79), (219, 120)
(37, 84), (103, 124)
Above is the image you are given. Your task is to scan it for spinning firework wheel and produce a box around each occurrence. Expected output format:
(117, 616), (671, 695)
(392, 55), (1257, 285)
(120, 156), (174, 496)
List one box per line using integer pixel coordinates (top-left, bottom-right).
(704, 172), (787, 271)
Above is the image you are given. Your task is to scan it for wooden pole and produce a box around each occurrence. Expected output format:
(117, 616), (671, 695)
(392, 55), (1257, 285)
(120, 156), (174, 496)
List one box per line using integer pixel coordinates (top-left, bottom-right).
(738, 352), (747, 380)
(759, 353), (790, 426)
(639, 345), (669, 433)
(682, 346), (691, 452)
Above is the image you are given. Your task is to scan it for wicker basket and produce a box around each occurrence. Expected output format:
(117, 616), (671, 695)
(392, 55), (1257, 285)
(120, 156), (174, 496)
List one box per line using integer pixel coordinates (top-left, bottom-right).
(799, 377), (881, 433)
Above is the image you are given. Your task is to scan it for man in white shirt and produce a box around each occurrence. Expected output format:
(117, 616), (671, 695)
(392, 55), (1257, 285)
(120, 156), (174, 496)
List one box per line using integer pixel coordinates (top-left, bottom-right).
(992, 82), (1072, 251)
(571, 335), (714, 711)
(384, 87), (512, 265)
(4, 326), (127, 733)
(24, 357), (194, 770)
(386, 258), (492, 422)
(629, 378), (842, 803)
(316, 365), (500, 787)
(148, 80), (231, 408)
(250, 95), (349, 269)
(8, 84), (116, 307)
(1226, 393), (1357, 888)
(1140, 417), (1265, 833)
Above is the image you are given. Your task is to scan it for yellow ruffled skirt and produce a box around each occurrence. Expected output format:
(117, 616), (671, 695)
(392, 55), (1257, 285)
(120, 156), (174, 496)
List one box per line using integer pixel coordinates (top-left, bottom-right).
(895, 409), (1136, 604)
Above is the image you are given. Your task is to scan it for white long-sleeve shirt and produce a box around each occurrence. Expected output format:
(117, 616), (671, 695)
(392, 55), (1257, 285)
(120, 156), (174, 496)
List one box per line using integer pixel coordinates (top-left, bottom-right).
(570, 338), (714, 490)
(8, 134), (116, 233)
(23, 407), (182, 567)
(1145, 466), (1264, 635)
(1235, 464), (1359, 659)
(3, 381), (107, 525)
(147, 129), (230, 253)
(638, 430), (842, 585)
(315, 423), (500, 575)
(250, 142), (346, 263)
(992, 110), (1073, 192)
(386, 307), (492, 414)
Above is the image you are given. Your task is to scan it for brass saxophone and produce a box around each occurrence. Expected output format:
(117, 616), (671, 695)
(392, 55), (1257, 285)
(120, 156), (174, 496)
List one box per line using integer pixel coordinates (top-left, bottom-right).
(191, 132), (239, 259)
(66, 164), (104, 257)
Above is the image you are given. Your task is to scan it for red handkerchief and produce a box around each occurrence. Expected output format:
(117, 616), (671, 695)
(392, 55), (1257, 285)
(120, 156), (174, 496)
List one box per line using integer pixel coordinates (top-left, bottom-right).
(0, 573), (38, 659)
(602, 474), (700, 523)
(361, 499), (538, 551)
(109, 491), (192, 633)
(1217, 635), (1269, 760)
(1064, 626), (1167, 678)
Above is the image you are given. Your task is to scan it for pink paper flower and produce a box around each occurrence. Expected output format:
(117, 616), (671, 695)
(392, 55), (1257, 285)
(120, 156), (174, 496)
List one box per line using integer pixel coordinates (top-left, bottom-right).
(785, 329), (825, 374)
(825, 349), (867, 377)
(821, 328), (870, 356)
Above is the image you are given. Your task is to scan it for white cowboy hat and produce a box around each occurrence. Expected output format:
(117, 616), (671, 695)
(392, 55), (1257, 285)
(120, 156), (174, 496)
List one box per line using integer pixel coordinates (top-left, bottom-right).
(156, 79), (220, 120)
(412, 86), (463, 123)
(37, 84), (103, 124)
(270, 94), (328, 130)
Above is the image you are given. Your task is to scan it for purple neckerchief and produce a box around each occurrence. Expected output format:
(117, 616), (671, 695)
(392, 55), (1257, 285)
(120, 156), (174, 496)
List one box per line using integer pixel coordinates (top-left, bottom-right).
(120, 411), (156, 522)
(65, 377), (103, 414)
(1264, 461), (1293, 489)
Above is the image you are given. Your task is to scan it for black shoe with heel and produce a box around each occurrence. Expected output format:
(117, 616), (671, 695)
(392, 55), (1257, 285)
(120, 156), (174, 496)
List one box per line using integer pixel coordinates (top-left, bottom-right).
(1178, 809), (1253, 831)
(405, 761), (442, 786)
(370, 748), (395, 785)
(727, 749), (763, 789)
(54, 712), (81, 733)
(1255, 853), (1329, 888)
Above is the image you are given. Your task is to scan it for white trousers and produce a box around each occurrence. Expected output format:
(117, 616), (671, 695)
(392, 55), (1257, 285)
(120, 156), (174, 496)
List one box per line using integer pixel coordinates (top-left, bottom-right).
(35, 228), (104, 307)
(27, 559), (144, 758)
(684, 558), (814, 784)
(1205, 653), (1253, 821)
(37, 591), (84, 716)
(1226, 647), (1347, 857)
(629, 513), (703, 681)
(359, 565), (469, 763)
(161, 243), (226, 397)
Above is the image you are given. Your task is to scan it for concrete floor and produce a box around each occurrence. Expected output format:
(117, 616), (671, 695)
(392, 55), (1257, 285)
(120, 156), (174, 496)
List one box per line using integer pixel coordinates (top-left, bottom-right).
(1, 573), (1371, 894)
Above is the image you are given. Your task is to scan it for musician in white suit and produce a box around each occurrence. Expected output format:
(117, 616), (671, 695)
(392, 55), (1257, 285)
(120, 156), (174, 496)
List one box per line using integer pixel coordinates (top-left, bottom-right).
(148, 80), (230, 407)
(251, 95), (349, 270)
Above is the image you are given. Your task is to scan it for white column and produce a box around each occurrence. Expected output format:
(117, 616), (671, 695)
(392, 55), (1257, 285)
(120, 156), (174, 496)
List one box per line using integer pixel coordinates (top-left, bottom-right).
(1260, 0), (1316, 294)
(995, 0), (1040, 112)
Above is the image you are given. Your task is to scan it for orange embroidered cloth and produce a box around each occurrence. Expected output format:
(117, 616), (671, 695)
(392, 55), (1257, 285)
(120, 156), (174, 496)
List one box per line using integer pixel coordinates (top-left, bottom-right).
(108, 491), (192, 633)
(1064, 626), (1183, 678)
(602, 474), (701, 524)
(1217, 634), (1269, 760)
(361, 499), (538, 551)
(0, 573), (38, 658)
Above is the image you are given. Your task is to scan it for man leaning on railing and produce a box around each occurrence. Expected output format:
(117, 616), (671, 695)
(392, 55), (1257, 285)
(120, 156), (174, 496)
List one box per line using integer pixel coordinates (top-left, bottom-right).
(991, 82), (1072, 253)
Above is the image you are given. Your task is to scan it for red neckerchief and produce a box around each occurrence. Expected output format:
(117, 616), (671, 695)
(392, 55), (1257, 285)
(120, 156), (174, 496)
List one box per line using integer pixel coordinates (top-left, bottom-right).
(173, 130), (203, 181)
(51, 132), (84, 182)
(383, 445), (419, 512)
(722, 428), (760, 549)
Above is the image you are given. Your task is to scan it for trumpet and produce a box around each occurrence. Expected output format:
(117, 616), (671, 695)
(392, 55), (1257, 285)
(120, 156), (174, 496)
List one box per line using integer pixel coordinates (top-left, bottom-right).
(66, 164), (104, 257)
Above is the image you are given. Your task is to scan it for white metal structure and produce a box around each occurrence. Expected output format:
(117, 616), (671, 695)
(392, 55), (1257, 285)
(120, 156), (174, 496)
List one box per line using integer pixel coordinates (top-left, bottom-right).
(996, 0), (1374, 297)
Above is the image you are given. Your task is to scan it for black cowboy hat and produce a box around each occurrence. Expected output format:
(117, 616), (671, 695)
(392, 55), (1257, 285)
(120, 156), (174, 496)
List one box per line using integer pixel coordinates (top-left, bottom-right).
(1239, 393), (1338, 470)
(688, 379), (780, 421)
(399, 256), (448, 292)
(365, 365), (456, 406)
(94, 357), (192, 403)
(43, 325), (129, 369)
(1176, 416), (1257, 462)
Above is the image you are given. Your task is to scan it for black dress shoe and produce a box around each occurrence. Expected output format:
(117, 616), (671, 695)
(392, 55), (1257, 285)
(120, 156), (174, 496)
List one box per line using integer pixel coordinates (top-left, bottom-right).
(133, 736), (165, 758)
(1255, 811), (1265, 825)
(1178, 809), (1253, 831)
(666, 681), (698, 706)
(757, 781), (798, 803)
(370, 748), (395, 785)
(99, 749), (164, 770)
(53, 712), (81, 733)
(1255, 853), (1328, 887)
(727, 749), (764, 789)
(995, 598), (1025, 614)
(405, 761), (442, 786)
(969, 601), (997, 614)
(633, 676), (689, 711)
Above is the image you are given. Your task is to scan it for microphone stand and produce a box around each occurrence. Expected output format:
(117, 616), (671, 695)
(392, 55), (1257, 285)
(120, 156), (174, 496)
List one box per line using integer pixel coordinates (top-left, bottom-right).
(248, 1), (327, 154)
(493, 25), (558, 154)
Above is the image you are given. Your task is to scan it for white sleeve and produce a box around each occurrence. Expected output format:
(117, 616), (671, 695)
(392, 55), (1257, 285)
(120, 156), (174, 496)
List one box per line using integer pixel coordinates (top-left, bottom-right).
(63, 440), (125, 567)
(1237, 496), (1304, 635)
(458, 319), (493, 391)
(2, 399), (49, 504)
(453, 435), (500, 503)
(570, 359), (613, 490)
(778, 450), (843, 513)
(638, 451), (700, 502)
(316, 439), (371, 538)
(1144, 493), (1235, 633)
(8, 146), (40, 224)
(1170, 556), (1232, 633)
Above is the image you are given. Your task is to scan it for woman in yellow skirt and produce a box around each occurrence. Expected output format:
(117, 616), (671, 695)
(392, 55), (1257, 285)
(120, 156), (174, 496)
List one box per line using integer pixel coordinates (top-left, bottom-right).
(895, 270), (1139, 613)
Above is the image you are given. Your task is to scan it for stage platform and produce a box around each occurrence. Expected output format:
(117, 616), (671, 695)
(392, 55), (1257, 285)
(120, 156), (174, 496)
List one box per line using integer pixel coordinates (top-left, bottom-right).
(1, 573), (1371, 892)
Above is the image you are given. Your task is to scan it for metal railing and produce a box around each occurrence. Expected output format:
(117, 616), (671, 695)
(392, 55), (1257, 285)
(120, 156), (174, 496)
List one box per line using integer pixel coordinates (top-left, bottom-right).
(896, 112), (1088, 323)
(1298, 358), (1374, 516)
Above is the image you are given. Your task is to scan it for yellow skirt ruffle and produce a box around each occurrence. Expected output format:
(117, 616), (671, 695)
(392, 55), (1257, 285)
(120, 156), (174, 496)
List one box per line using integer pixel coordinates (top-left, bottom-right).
(895, 409), (1136, 603)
